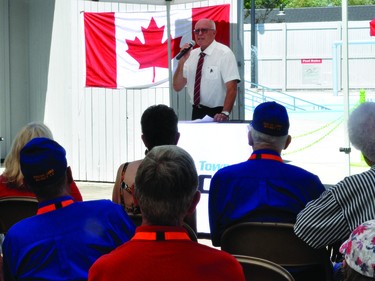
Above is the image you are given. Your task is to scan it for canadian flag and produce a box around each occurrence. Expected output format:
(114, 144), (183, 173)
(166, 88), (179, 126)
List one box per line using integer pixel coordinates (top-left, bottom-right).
(84, 4), (230, 89)
(371, 19), (375, 37)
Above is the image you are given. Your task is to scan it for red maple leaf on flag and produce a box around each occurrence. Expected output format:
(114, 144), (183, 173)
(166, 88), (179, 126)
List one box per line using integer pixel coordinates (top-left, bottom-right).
(126, 17), (182, 83)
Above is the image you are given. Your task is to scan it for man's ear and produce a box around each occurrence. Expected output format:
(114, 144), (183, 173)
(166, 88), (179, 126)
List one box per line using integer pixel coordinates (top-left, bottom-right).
(187, 191), (201, 215)
(141, 134), (149, 148)
(284, 135), (292, 150)
(175, 132), (180, 145)
(248, 131), (254, 146)
(67, 166), (73, 184)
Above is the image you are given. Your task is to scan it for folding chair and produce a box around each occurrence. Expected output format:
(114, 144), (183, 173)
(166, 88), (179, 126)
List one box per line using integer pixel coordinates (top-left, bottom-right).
(234, 254), (295, 281)
(0, 196), (38, 234)
(221, 222), (333, 281)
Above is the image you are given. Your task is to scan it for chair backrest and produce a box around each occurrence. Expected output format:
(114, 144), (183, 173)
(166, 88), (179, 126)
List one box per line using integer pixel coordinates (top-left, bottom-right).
(182, 222), (198, 242)
(0, 196), (38, 234)
(221, 222), (333, 281)
(234, 254), (295, 281)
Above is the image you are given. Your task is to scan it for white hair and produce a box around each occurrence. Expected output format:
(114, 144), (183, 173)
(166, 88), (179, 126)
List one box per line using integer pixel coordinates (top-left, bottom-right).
(348, 102), (375, 162)
(250, 127), (288, 151)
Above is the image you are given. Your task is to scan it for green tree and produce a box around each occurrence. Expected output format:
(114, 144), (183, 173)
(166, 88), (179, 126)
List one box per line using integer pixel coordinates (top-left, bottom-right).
(244, 0), (285, 22)
(244, 0), (285, 10)
(287, 0), (373, 7)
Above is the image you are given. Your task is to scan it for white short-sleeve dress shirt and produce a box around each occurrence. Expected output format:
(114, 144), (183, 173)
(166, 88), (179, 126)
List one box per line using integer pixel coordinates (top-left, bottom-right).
(183, 40), (240, 108)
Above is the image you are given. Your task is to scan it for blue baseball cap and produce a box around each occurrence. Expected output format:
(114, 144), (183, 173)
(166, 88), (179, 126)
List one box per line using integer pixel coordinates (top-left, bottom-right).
(20, 137), (67, 186)
(251, 101), (289, 136)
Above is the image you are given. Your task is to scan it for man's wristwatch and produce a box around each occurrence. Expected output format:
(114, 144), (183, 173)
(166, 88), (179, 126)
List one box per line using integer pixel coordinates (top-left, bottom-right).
(221, 111), (230, 118)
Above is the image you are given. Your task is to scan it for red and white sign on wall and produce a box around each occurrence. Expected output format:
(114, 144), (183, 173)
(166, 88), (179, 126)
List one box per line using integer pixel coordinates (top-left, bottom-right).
(301, 58), (322, 84)
(301, 58), (322, 64)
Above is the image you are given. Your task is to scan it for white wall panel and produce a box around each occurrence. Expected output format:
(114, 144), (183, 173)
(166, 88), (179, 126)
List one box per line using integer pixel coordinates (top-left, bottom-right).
(349, 59), (375, 88)
(67, 0), (238, 181)
(245, 20), (375, 91)
(258, 60), (283, 87)
(0, 0), (10, 158)
(257, 24), (284, 58)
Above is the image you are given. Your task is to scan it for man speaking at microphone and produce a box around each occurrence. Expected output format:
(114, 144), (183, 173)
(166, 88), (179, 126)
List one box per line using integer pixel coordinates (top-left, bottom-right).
(173, 18), (240, 121)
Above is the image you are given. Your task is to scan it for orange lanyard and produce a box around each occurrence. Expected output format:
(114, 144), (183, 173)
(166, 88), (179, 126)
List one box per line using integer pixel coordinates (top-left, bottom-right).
(249, 153), (283, 163)
(37, 199), (74, 215)
(132, 231), (190, 241)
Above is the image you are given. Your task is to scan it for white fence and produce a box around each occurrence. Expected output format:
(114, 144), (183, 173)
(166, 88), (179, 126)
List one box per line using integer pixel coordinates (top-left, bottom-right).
(244, 21), (375, 91)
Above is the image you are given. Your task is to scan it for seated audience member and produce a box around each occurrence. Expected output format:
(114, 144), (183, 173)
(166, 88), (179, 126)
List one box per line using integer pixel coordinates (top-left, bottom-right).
(0, 122), (82, 201)
(111, 105), (198, 231)
(2, 138), (135, 281)
(294, 102), (375, 252)
(209, 101), (325, 247)
(89, 145), (245, 281)
(339, 220), (375, 281)
(112, 104), (180, 214)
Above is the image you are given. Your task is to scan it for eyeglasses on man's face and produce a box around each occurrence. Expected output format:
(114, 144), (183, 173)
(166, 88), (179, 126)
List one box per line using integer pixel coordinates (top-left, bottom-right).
(193, 28), (215, 34)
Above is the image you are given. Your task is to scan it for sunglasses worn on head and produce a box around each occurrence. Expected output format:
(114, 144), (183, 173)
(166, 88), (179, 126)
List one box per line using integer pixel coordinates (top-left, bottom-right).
(193, 28), (215, 34)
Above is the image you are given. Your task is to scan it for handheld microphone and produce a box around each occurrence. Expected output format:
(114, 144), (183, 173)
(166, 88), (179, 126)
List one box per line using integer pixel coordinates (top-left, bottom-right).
(176, 40), (196, 60)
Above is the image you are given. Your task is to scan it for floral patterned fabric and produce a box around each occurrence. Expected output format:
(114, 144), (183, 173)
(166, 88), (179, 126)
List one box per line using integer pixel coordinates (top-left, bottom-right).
(340, 220), (375, 278)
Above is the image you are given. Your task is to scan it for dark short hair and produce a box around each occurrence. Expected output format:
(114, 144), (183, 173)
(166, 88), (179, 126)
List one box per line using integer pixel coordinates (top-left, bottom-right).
(29, 175), (67, 199)
(141, 105), (178, 150)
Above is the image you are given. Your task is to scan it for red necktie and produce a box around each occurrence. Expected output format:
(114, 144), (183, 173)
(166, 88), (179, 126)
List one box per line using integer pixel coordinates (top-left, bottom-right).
(193, 52), (206, 106)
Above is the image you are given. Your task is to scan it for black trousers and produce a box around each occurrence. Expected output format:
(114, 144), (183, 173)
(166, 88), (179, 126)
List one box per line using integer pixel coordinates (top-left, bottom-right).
(192, 105), (223, 120)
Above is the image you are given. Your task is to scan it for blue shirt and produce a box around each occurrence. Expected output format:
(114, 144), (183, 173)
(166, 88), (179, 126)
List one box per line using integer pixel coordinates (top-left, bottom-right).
(3, 196), (136, 281)
(208, 149), (325, 246)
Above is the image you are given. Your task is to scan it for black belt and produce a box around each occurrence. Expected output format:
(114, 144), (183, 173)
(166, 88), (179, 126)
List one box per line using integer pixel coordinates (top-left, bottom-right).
(192, 104), (212, 109)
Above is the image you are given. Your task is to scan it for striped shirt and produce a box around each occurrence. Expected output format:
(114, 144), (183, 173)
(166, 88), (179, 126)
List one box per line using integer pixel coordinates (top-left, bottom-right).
(294, 165), (375, 249)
